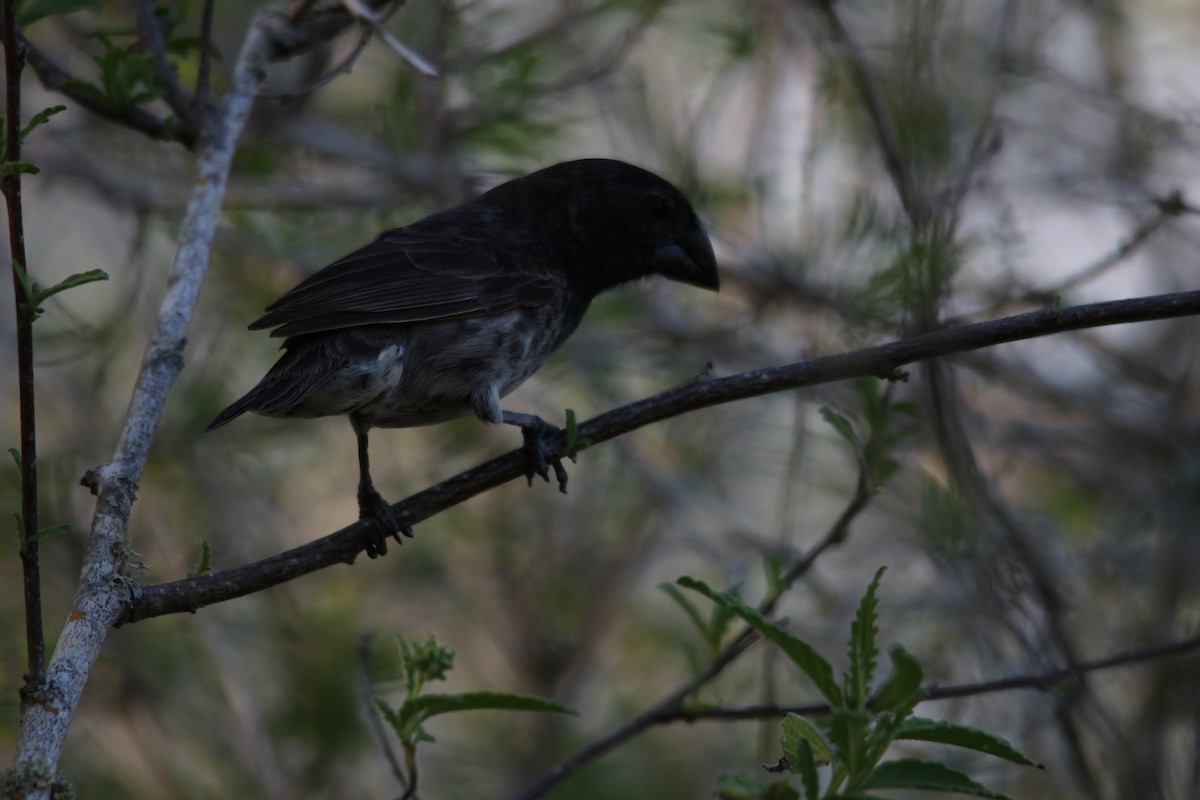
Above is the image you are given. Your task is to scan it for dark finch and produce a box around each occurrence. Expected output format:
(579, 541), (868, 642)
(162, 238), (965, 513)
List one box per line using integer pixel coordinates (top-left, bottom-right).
(208, 159), (719, 556)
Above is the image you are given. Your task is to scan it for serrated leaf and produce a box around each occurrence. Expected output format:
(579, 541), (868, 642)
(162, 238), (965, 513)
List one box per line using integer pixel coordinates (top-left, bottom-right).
(845, 567), (885, 708)
(678, 577), (843, 706)
(871, 645), (925, 712)
(780, 712), (833, 765)
(780, 716), (824, 800)
(373, 697), (402, 733)
(858, 759), (1015, 799)
(896, 718), (1041, 767)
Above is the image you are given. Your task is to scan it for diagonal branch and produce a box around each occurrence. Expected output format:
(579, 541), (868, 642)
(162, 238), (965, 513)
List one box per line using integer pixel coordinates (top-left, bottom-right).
(134, 0), (196, 125)
(120, 289), (1200, 624)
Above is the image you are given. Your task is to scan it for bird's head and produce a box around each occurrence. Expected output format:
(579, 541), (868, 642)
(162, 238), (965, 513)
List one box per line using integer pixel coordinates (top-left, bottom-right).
(492, 159), (720, 297)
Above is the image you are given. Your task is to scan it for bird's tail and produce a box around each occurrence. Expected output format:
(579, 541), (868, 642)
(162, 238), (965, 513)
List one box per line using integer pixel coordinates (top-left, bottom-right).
(206, 338), (340, 432)
(206, 394), (256, 431)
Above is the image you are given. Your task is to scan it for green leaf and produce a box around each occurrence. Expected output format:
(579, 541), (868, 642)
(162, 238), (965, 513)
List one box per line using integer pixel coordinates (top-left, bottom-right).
(0, 161), (41, 175)
(820, 406), (865, 465)
(845, 567), (885, 709)
(194, 538), (212, 576)
(858, 759), (1015, 799)
(661, 582), (717, 649)
(27, 523), (71, 543)
(563, 408), (591, 452)
(394, 690), (576, 740)
(397, 634), (455, 697)
(763, 553), (785, 597)
(677, 577), (843, 706)
(35, 269), (109, 305)
(826, 709), (872, 778)
(17, 0), (98, 27)
(871, 645), (925, 712)
(780, 712), (833, 766)
(373, 697), (402, 733)
(8, 448), (21, 470)
(10, 260), (35, 307)
(780, 715), (825, 799)
(896, 718), (1041, 767)
(403, 691), (576, 721)
(20, 105), (67, 141)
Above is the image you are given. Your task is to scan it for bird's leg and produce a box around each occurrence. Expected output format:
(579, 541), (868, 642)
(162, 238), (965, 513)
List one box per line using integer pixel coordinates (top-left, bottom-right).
(353, 423), (413, 558)
(501, 411), (570, 493)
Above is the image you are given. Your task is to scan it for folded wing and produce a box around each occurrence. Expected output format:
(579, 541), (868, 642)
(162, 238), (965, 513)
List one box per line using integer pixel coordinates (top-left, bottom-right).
(251, 213), (559, 339)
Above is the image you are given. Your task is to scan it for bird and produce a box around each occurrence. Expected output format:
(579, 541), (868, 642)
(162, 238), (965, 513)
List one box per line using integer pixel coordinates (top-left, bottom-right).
(207, 158), (719, 557)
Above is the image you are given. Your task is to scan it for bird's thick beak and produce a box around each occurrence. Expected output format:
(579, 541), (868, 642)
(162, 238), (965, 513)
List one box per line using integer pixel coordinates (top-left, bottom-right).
(652, 218), (719, 291)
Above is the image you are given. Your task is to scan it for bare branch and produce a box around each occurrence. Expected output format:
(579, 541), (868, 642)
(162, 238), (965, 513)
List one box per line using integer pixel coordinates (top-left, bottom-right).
(134, 0), (196, 125)
(341, 0), (438, 76)
(119, 289), (1200, 624)
(10, 10), (279, 794)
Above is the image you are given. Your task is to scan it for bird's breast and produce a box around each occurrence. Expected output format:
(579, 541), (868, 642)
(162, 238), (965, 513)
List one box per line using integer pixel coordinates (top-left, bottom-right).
(348, 305), (581, 429)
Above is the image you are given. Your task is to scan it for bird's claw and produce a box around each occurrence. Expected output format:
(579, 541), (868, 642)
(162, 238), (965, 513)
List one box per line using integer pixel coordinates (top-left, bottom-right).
(357, 485), (414, 558)
(520, 419), (569, 494)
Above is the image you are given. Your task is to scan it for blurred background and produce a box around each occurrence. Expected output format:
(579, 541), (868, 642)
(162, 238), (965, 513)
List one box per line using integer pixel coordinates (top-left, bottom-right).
(2, 1), (1199, 798)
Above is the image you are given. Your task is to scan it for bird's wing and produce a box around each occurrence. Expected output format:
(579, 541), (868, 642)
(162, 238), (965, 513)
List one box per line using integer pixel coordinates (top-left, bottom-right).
(249, 221), (559, 339)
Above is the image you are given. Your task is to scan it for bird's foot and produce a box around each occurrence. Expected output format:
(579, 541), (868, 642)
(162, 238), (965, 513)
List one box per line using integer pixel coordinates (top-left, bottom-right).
(357, 484), (414, 558)
(519, 417), (571, 494)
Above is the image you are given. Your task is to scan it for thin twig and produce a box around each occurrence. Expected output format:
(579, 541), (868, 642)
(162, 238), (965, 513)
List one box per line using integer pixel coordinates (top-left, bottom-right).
(659, 632), (1200, 722)
(261, 20), (375, 101)
(1029, 190), (1189, 301)
(2, 0), (46, 706)
(194, 0), (216, 113)
(357, 634), (408, 792)
(340, 0), (438, 76)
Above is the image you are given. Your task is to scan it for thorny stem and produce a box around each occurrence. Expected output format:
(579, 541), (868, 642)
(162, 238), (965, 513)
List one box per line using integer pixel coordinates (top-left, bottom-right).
(2, 0), (47, 707)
